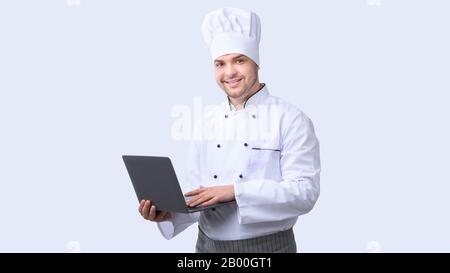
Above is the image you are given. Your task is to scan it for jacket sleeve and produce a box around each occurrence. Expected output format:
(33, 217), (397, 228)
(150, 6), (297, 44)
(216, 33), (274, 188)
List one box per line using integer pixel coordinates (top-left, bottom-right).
(234, 112), (321, 224)
(157, 212), (199, 240)
(157, 140), (201, 239)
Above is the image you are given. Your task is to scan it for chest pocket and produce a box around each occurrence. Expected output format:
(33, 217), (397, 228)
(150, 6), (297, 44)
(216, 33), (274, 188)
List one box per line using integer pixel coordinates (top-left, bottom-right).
(247, 140), (282, 181)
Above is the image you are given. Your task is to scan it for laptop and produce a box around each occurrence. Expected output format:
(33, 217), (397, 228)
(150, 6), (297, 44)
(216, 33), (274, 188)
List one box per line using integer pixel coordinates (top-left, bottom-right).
(122, 155), (234, 213)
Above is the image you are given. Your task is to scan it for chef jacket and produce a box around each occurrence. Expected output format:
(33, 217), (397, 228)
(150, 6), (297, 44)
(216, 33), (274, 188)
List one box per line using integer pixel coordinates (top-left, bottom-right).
(158, 84), (321, 240)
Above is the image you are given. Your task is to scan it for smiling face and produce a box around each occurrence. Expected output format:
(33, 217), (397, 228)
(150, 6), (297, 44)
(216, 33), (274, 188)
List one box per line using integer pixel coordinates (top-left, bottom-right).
(214, 53), (261, 104)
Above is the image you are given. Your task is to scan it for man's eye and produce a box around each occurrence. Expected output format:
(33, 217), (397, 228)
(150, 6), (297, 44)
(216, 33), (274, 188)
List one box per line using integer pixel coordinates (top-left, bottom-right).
(215, 63), (223, 68)
(236, 59), (245, 64)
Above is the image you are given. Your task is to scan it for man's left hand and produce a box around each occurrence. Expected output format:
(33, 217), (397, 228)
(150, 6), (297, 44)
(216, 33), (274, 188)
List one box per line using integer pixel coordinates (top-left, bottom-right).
(185, 185), (235, 207)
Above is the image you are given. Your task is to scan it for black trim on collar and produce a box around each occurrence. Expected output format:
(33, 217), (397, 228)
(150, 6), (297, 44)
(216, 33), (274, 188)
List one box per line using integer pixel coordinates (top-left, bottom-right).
(228, 83), (266, 111)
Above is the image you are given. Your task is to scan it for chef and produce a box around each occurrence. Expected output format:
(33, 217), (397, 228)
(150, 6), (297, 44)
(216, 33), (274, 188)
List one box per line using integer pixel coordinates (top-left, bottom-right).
(138, 7), (321, 253)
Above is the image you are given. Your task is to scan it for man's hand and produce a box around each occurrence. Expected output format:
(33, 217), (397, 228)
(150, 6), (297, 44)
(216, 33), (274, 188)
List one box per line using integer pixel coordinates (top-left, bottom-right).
(138, 200), (171, 222)
(185, 185), (235, 207)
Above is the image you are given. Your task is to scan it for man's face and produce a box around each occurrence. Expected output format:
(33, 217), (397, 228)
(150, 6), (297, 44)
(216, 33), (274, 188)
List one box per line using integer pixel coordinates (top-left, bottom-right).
(214, 53), (260, 100)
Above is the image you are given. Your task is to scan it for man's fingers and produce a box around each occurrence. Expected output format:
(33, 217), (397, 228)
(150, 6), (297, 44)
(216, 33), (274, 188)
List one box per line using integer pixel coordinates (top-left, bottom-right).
(186, 194), (203, 206)
(139, 199), (169, 222)
(184, 190), (199, 196)
(138, 200), (145, 214)
(149, 205), (156, 220)
(186, 191), (208, 206)
(185, 187), (205, 197)
(200, 197), (218, 207)
(142, 200), (151, 219)
(189, 194), (213, 207)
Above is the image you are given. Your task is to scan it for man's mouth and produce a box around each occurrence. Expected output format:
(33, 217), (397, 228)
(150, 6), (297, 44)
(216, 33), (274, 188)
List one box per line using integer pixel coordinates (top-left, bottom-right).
(224, 78), (242, 88)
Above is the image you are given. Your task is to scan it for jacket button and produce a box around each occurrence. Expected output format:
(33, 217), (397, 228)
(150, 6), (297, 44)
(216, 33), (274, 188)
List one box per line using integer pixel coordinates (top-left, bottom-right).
(252, 114), (256, 119)
(224, 115), (228, 118)
(239, 174), (243, 179)
(213, 175), (218, 179)
(244, 143), (248, 147)
(217, 144), (221, 148)
(211, 208), (216, 211)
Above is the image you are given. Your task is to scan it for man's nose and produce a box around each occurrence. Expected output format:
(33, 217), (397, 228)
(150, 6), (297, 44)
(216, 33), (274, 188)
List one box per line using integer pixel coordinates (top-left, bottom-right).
(224, 64), (237, 77)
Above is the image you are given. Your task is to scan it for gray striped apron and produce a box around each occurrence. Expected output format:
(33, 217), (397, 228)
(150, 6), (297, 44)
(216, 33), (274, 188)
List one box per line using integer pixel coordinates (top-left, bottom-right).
(195, 226), (297, 253)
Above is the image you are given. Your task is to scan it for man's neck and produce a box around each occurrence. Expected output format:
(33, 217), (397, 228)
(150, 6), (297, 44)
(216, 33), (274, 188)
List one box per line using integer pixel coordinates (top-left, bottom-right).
(229, 82), (263, 111)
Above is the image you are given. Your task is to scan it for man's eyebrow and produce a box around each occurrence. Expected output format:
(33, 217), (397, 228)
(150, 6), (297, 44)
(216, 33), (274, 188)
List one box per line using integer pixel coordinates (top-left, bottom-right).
(214, 55), (246, 63)
(232, 54), (246, 60)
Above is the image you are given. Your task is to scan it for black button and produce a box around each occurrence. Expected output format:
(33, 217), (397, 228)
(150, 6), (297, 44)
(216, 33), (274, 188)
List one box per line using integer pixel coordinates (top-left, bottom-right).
(217, 144), (221, 148)
(213, 175), (218, 179)
(224, 115), (228, 118)
(239, 174), (243, 179)
(244, 143), (248, 147)
(211, 208), (216, 211)
(252, 114), (256, 119)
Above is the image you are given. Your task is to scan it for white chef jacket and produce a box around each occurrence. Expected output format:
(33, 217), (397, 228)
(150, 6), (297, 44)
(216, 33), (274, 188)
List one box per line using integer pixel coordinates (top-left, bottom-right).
(158, 84), (320, 240)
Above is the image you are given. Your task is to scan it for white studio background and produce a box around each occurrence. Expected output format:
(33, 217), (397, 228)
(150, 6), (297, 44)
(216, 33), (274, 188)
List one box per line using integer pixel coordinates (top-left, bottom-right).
(0, 0), (449, 252)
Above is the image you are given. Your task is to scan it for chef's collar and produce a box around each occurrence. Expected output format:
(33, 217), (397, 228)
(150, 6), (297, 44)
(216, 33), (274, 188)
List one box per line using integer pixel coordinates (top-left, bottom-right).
(227, 83), (268, 111)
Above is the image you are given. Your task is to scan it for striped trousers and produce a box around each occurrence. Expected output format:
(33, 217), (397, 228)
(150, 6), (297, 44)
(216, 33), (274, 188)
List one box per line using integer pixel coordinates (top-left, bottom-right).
(195, 227), (297, 253)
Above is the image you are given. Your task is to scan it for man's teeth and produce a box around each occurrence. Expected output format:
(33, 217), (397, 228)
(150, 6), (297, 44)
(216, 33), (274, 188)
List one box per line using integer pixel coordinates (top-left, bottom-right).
(226, 79), (241, 84)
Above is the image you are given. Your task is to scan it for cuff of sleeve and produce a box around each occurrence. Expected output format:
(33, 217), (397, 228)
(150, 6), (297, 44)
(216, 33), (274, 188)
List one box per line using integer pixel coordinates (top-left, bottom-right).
(234, 183), (250, 224)
(234, 182), (245, 206)
(157, 212), (199, 240)
(157, 220), (176, 240)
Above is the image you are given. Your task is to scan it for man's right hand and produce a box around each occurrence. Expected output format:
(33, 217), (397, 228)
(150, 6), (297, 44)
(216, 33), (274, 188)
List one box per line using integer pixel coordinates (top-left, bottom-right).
(138, 200), (171, 222)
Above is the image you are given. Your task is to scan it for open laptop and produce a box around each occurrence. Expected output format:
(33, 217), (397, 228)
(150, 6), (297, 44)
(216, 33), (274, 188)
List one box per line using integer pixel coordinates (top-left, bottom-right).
(122, 155), (234, 213)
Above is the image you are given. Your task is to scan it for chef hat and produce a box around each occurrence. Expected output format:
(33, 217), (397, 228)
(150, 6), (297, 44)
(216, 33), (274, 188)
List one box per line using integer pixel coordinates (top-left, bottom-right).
(201, 7), (261, 66)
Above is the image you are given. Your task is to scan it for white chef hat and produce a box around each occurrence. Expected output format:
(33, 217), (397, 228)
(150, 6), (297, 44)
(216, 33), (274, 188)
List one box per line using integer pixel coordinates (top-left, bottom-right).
(201, 7), (261, 66)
